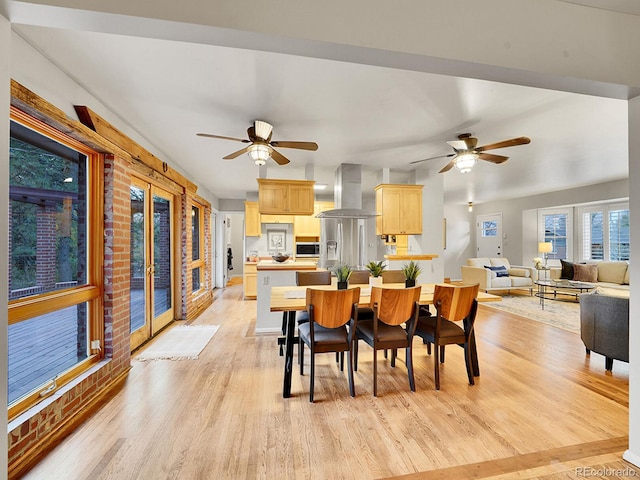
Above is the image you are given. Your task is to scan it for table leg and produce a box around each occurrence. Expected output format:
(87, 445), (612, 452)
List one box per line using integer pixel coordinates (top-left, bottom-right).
(282, 311), (296, 398)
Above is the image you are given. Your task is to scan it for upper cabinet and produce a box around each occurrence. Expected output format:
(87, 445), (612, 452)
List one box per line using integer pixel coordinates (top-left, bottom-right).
(258, 179), (315, 215)
(375, 184), (423, 235)
(294, 201), (334, 238)
(244, 201), (261, 236)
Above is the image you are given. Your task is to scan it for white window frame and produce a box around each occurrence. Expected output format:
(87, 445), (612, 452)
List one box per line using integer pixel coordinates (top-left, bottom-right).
(538, 207), (573, 261)
(577, 202), (629, 262)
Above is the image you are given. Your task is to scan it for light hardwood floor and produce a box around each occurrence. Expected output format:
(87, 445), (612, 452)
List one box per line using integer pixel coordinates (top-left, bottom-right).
(21, 285), (635, 479)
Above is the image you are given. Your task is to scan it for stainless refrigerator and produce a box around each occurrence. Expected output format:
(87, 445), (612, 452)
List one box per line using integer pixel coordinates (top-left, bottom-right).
(318, 216), (367, 270)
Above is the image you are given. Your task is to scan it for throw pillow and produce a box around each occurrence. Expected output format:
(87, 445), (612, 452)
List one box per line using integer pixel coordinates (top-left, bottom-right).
(560, 259), (574, 279)
(573, 263), (598, 283)
(485, 265), (509, 277)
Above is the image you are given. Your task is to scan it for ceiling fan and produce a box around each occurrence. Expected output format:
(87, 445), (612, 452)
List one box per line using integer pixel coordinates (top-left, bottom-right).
(197, 120), (318, 166)
(410, 133), (531, 173)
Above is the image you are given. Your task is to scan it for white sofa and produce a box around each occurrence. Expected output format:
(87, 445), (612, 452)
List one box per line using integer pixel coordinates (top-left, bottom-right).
(550, 260), (629, 295)
(461, 257), (536, 294)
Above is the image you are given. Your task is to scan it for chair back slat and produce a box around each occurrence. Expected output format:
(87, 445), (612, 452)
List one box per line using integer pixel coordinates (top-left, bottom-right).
(371, 286), (421, 326)
(381, 270), (405, 284)
(433, 283), (479, 322)
(297, 270), (331, 286)
(306, 287), (360, 329)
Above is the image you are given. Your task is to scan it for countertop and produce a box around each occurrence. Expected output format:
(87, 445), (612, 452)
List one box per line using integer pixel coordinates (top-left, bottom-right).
(384, 254), (439, 261)
(256, 260), (318, 271)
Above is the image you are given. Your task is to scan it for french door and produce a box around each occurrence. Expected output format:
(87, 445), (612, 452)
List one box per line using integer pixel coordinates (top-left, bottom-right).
(130, 179), (176, 350)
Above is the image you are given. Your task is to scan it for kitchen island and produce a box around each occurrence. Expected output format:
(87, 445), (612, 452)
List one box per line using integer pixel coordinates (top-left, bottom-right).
(255, 260), (318, 333)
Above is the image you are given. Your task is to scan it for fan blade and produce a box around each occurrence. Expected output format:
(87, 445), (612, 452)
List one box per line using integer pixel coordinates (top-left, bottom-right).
(270, 141), (318, 151)
(477, 136), (531, 152)
(410, 153), (454, 165)
(447, 140), (468, 150)
(197, 133), (250, 143)
(439, 160), (456, 173)
(479, 152), (509, 164)
(223, 147), (249, 160)
(270, 148), (291, 165)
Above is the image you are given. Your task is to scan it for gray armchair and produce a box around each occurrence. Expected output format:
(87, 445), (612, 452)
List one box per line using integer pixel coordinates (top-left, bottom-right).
(579, 291), (629, 371)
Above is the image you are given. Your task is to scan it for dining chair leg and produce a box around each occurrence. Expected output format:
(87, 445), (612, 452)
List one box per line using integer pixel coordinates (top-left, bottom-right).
(406, 345), (415, 392)
(299, 339), (304, 375)
(464, 342), (475, 385)
(347, 349), (356, 397)
(426, 342), (431, 355)
(440, 346), (446, 364)
(340, 352), (344, 372)
(373, 348), (378, 397)
(309, 350), (315, 402)
(433, 343), (441, 390)
(353, 339), (359, 371)
(390, 348), (396, 368)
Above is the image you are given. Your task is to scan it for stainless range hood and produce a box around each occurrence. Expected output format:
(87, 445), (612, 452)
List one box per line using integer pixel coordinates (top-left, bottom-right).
(317, 164), (372, 269)
(315, 164), (377, 218)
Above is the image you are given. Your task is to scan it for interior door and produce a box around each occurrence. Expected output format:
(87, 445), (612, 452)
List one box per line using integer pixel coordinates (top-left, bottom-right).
(476, 213), (503, 258)
(130, 179), (176, 350)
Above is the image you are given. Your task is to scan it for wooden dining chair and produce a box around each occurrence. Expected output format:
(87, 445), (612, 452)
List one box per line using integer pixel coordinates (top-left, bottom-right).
(279, 270), (332, 356)
(414, 283), (479, 390)
(381, 270), (405, 283)
(349, 270), (370, 284)
(298, 287), (360, 402)
(354, 286), (421, 396)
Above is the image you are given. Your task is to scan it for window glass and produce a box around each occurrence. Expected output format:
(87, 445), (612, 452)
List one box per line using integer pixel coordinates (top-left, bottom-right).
(543, 213), (568, 259)
(192, 205), (200, 261)
(481, 221), (497, 237)
(609, 209), (630, 261)
(192, 267), (201, 292)
(8, 303), (88, 404)
(9, 121), (88, 300)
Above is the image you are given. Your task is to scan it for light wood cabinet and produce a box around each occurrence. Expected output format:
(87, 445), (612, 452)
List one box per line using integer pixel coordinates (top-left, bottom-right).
(261, 214), (294, 224)
(243, 263), (257, 299)
(375, 184), (423, 235)
(257, 179), (315, 215)
(244, 201), (261, 236)
(294, 201), (334, 238)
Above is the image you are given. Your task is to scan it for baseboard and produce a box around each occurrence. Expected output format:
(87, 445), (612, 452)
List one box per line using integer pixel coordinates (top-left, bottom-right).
(624, 449), (640, 468)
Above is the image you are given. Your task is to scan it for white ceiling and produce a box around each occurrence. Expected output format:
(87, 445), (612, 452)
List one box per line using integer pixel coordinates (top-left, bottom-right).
(12, 21), (629, 206)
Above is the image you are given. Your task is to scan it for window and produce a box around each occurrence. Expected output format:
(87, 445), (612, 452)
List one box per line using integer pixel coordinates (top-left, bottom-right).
(481, 220), (498, 237)
(538, 208), (573, 260)
(8, 109), (103, 418)
(579, 203), (629, 261)
(191, 204), (204, 292)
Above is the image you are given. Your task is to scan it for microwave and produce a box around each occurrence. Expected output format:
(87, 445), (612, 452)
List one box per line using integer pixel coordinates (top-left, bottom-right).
(295, 242), (320, 257)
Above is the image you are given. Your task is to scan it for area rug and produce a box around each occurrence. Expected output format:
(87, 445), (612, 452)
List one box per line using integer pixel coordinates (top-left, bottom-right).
(481, 294), (580, 333)
(135, 325), (219, 361)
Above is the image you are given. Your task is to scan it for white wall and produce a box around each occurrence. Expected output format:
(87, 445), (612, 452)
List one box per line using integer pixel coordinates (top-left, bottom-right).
(1, 12), (10, 480)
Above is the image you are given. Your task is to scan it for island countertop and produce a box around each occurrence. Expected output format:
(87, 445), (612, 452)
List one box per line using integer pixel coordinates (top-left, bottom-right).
(384, 254), (439, 261)
(256, 260), (318, 271)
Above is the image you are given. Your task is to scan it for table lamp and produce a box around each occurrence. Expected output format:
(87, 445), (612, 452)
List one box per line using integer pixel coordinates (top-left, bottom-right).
(538, 241), (553, 266)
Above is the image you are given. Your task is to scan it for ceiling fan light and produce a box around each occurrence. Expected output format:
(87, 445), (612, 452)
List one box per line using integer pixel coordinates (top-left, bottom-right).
(248, 144), (272, 165)
(454, 153), (478, 173)
(254, 121), (273, 140)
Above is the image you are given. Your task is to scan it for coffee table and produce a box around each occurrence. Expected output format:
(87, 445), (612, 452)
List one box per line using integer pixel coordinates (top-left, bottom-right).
(535, 279), (595, 310)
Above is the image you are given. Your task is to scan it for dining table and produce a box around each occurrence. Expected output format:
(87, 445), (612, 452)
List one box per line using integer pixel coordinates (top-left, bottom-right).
(270, 283), (501, 398)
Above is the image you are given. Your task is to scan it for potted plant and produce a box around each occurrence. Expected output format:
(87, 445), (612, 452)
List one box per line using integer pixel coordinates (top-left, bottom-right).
(333, 264), (353, 290)
(402, 260), (422, 288)
(365, 260), (386, 287)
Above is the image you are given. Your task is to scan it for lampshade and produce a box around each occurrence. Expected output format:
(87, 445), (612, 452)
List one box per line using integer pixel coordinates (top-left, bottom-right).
(538, 241), (553, 254)
(454, 153), (478, 173)
(247, 144), (271, 165)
